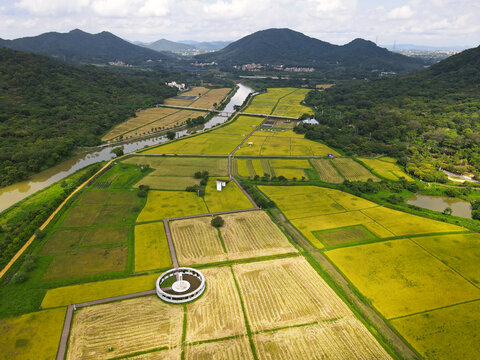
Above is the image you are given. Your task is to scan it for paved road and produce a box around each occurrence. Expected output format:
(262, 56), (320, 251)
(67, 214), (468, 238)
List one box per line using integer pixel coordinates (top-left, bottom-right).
(163, 219), (179, 268)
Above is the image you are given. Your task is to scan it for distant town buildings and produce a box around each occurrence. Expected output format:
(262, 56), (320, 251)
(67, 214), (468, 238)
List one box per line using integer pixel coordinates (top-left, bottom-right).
(108, 61), (132, 67)
(191, 61), (217, 67)
(234, 63), (264, 71)
(235, 64), (314, 72)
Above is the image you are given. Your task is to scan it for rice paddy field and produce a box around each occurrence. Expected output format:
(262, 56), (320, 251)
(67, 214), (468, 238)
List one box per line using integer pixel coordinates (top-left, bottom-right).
(171, 210), (297, 265)
(189, 87), (231, 108)
(204, 178), (254, 212)
(357, 157), (414, 181)
(164, 86), (209, 106)
(310, 158), (344, 183)
(271, 88), (313, 118)
(123, 156), (228, 190)
(332, 158), (378, 181)
(0, 308), (66, 359)
(245, 88), (298, 115)
(134, 222), (172, 272)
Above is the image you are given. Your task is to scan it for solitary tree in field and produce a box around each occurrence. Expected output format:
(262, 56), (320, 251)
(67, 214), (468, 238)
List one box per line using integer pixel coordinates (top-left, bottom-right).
(211, 216), (225, 228)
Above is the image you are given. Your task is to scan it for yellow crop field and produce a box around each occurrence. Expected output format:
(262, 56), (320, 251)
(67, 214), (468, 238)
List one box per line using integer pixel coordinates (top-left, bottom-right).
(220, 211), (297, 260)
(361, 206), (464, 236)
(137, 191), (208, 222)
(310, 158), (344, 183)
(170, 216), (227, 265)
(103, 107), (178, 141)
(190, 88), (231, 108)
(391, 300), (480, 360)
(235, 159), (251, 177)
(234, 136), (265, 155)
(137, 175), (200, 190)
(254, 316), (391, 360)
(0, 308), (66, 360)
(260, 136), (292, 156)
(233, 256), (351, 332)
(204, 178), (253, 213)
(326, 239), (480, 319)
(41, 273), (159, 308)
(185, 337), (254, 360)
(413, 232), (480, 284)
(246, 88), (298, 115)
(164, 86), (209, 106)
(251, 159), (264, 176)
(358, 157), (413, 181)
(272, 89), (312, 118)
(214, 115), (263, 135)
(134, 222), (172, 272)
(185, 267), (246, 343)
(273, 168), (306, 180)
(269, 159), (310, 168)
(67, 296), (183, 360)
(127, 348), (181, 360)
(332, 158), (378, 181)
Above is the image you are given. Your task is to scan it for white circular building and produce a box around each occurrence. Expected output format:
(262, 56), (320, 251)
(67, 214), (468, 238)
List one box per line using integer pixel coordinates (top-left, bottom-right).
(156, 267), (205, 304)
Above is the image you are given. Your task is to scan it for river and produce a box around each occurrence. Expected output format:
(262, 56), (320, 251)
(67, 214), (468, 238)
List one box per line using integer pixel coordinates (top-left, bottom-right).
(407, 194), (472, 219)
(0, 83), (254, 213)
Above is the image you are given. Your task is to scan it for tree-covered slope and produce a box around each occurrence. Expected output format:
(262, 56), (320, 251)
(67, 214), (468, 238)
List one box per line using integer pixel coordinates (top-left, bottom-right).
(0, 29), (173, 64)
(196, 28), (424, 73)
(300, 45), (480, 180)
(0, 48), (177, 186)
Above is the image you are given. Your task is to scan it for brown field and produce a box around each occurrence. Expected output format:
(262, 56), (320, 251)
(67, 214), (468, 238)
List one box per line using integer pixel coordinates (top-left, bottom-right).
(185, 337), (254, 360)
(233, 256), (351, 332)
(254, 317), (391, 360)
(67, 296), (184, 360)
(220, 211), (297, 260)
(190, 88), (231, 108)
(170, 216), (227, 265)
(126, 348), (181, 360)
(164, 87), (209, 106)
(185, 267), (246, 343)
(102, 107), (177, 141)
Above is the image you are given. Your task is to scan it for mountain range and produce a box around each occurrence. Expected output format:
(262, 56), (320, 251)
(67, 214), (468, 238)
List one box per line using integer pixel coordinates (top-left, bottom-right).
(0, 29), (173, 64)
(137, 39), (230, 54)
(196, 28), (425, 73)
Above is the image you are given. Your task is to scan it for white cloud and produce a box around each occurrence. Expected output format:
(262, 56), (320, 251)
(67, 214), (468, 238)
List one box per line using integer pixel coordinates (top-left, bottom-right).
(16, 0), (90, 16)
(387, 5), (413, 20)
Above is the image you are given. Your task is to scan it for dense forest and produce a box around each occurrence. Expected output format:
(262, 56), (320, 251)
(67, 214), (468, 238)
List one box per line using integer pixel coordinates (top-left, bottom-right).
(298, 45), (480, 181)
(0, 49), (177, 186)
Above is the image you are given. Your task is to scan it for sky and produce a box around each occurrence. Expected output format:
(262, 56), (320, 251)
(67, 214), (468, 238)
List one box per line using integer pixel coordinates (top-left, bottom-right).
(0, 0), (479, 47)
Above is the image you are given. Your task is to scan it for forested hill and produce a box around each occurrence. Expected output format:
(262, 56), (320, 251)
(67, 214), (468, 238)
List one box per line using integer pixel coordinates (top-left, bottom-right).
(196, 28), (424, 73)
(0, 49), (177, 186)
(0, 29), (173, 64)
(301, 45), (480, 180)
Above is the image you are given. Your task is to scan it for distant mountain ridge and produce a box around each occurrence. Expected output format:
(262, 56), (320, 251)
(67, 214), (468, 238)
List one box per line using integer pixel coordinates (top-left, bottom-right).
(0, 29), (173, 64)
(140, 39), (230, 54)
(196, 28), (425, 73)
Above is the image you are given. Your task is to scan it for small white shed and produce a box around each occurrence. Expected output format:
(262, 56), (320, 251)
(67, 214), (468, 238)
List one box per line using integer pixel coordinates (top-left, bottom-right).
(216, 179), (227, 191)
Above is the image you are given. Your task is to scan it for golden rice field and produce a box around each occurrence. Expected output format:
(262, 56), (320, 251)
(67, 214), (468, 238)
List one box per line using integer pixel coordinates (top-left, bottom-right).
(235, 158), (310, 179)
(170, 216), (227, 265)
(204, 178), (254, 213)
(171, 211), (296, 265)
(271, 88), (312, 118)
(0, 308), (66, 360)
(332, 158), (378, 181)
(134, 222), (172, 272)
(326, 239), (480, 319)
(245, 88), (298, 115)
(253, 316), (391, 360)
(391, 300), (480, 360)
(137, 191), (208, 222)
(233, 256), (351, 332)
(185, 337), (254, 360)
(67, 296), (184, 360)
(41, 273), (159, 308)
(310, 158), (344, 183)
(189, 87), (231, 108)
(185, 267), (246, 343)
(213, 115), (263, 135)
(164, 86), (209, 106)
(357, 157), (413, 181)
(102, 107), (177, 141)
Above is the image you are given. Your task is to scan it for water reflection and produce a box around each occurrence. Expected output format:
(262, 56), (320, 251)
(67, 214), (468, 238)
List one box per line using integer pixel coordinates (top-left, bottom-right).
(407, 194), (472, 219)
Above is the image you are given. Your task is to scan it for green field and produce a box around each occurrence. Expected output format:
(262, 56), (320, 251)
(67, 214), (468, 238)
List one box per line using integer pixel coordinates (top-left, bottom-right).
(137, 190), (208, 222)
(271, 89), (312, 117)
(92, 163), (148, 189)
(204, 178), (253, 213)
(0, 308), (66, 359)
(134, 222), (172, 272)
(332, 158), (377, 181)
(245, 88), (298, 115)
(357, 157), (413, 181)
(313, 225), (378, 247)
(310, 158), (344, 183)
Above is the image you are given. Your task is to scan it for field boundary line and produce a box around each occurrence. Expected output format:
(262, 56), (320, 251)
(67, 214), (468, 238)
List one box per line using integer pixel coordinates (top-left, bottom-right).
(388, 298), (480, 321)
(163, 219), (179, 268)
(0, 159), (116, 280)
(269, 88), (299, 115)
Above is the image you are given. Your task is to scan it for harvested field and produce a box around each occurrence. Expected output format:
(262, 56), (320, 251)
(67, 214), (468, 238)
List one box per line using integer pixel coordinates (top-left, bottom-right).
(41, 273), (159, 308)
(204, 178), (253, 213)
(332, 158), (377, 181)
(185, 337), (253, 360)
(102, 107), (177, 141)
(170, 216), (227, 266)
(233, 256), (351, 332)
(326, 239), (480, 319)
(313, 225), (378, 247)
(137, 191), (208, 222)
(0, 308), (66, 360)
(311, 158), (343, 183)
(190, 88), (231, 108)
(67, 296), (183, 360)
(391, 300), (480, 360)
(254, 317), (391, 360)
(164, 86), (209, 106)
(357, 157), (413, 181)
(185, 267), (246, 343)
(43, 245), (127, 281)
(134, 222), (172, 272)
(126, 348), (181, 360)
(220, 211), (297, 260)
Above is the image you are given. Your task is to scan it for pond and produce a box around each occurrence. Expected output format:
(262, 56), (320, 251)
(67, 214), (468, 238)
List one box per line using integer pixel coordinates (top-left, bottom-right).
(407, 194), (472, 219)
